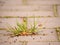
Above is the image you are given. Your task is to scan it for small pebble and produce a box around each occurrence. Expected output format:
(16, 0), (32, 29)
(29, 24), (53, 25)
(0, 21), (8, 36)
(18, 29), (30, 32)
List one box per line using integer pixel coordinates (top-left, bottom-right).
(43, 27), (46, 29)
(51, 31), (53, 33)
(43, 34), (46, 36)
(9, 42), (11, 44)
(33, 38), (35, 40)
(14, 39), (17, 43)
(40, 37), (42, 39)
(4, 41), (7, 43)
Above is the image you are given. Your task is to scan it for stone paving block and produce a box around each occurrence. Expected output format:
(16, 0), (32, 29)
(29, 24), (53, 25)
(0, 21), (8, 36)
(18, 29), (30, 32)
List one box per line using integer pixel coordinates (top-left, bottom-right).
(3, 0), (22, 6)
(1, 0), (60, 6)
(38, 29), (57, 35)
(27, 0), (60, 5)
(50, 42), (60, 45)
(0, 11), (54, 17)
(0, 17), (60, 28)
(0, 5), (53, 11)
(0, 11), (28, 17)
(27, 42), (49, 45)
(0, 38), (22, 45)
